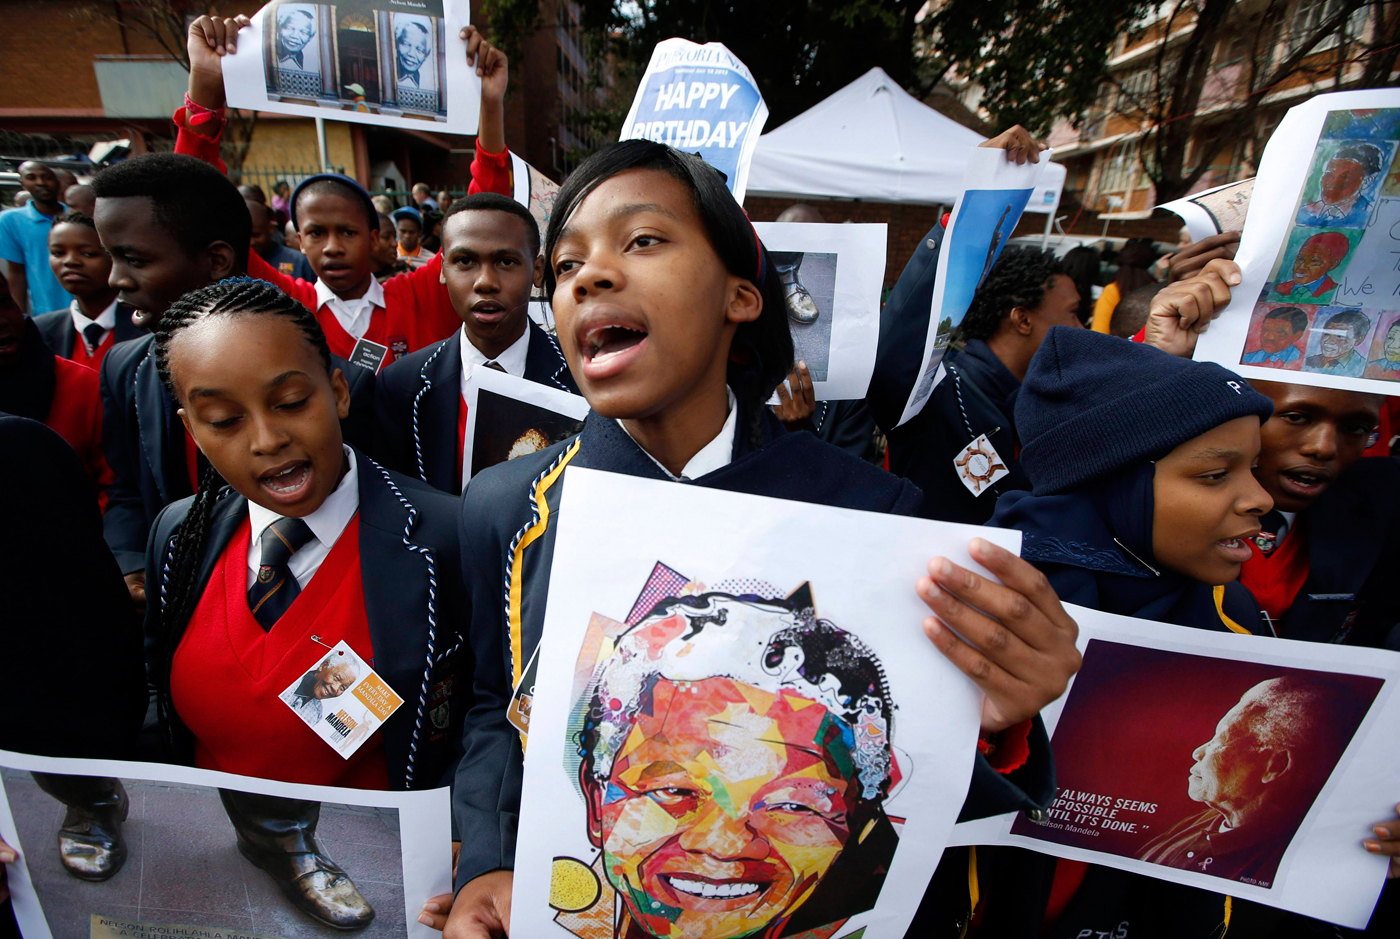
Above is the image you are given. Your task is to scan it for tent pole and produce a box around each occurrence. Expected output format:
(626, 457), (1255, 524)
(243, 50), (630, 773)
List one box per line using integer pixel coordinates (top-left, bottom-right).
(1041, 211), (1053, 250)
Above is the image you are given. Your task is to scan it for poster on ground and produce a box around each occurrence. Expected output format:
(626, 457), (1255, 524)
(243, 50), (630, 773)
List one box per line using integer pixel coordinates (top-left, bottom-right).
(751, 222), (886, 401)
(949, 605), (1400, 929)
(619, 39), (768, 203)
(512, 467), (1021, 939)
(0, 749), (451, 939)
(1194, 90), (1400, 392)
(223, 0), (479, 134)
(461, 367), (588, 488)
(896, 147), (1046, 427)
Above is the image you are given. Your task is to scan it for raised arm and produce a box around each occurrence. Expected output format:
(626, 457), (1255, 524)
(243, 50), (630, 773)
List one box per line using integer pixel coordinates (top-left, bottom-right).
(461, 26), (513, 198)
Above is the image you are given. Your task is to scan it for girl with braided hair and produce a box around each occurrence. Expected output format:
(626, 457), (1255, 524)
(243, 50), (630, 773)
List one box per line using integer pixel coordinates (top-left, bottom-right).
(140, 277), (468, 930)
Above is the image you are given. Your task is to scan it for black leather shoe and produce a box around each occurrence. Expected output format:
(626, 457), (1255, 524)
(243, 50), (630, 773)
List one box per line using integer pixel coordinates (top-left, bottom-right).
(236, 836), (375, 930)
(56, 784), (129, 882)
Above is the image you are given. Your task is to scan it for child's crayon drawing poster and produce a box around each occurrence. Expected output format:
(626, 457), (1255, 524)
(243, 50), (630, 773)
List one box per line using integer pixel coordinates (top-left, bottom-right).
(1195, 90), (1400, 395)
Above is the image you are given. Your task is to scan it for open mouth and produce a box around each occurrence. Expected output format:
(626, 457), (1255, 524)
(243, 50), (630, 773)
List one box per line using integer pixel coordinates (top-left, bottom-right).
(1279, 465), (1331, 499)
(582, 324), (647, 364)
(1215, 534), (1256, 564)
(471, 300), (506, 322)
(661, 874), (767, 903)
(258, 460), (312, 500)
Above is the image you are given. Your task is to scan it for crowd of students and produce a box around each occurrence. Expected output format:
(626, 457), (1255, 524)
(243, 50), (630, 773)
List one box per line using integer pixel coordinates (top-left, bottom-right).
(1, 12), (1398, 939)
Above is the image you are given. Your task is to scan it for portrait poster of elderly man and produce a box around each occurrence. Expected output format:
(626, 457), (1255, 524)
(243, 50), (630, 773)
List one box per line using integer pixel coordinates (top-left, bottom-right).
(1138, 676), (1375, 886)
(389, 12), (444, 115)
(267, 2), (324, 99)
(281, 650), (363, 727)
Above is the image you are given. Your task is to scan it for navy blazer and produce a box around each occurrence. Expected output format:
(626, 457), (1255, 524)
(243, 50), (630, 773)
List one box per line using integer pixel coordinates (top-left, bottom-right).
(32, 301), (145, 358)
(100, 334), (377, 573)
(452, 409), (1054, 891)
(142, 450), (468, 791)
(373, 319), (577, 492)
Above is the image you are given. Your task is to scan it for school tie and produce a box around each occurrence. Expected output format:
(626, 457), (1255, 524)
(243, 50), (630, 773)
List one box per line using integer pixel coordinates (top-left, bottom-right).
(82, 323), (106, 355)
(1253, 509), (1288, 557)
(484, 361), (506, 372)
(248, 517), (315, 631)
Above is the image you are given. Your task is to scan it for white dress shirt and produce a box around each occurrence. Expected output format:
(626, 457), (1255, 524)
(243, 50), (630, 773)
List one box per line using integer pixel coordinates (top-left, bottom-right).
(70, 298), (117, 351)
(247, 446), (360, 589)
(314, 277), (385, 341)
(621, 388), (738, 482)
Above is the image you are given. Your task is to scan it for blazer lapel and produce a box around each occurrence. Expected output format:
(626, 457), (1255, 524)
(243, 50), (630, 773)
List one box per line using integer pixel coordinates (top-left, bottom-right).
(354, 454), (434, 789)
(524, 320), (576, 393)
(134, 346), (173, 503)
(419, 339), (462, 489)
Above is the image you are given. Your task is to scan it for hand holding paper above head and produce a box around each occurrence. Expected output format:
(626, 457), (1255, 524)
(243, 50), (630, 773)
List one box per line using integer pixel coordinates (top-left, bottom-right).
(979, 125), (1049, 165)
(442, 869), (512, 938)
(918, 537), (1082, 733)
(1364, 803), (1400, 878)
(1170, 231), (1242, 283)
(461, 25), (507, 155)
(186, 14), (251, 112)
(1144, 258), (1243, 358)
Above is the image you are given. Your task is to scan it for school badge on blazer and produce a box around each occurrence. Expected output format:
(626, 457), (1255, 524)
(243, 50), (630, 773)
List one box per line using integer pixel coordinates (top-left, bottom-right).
(427, 675), (455, 741)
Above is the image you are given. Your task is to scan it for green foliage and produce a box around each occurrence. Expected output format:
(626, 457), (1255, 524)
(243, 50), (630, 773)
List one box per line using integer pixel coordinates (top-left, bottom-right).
(924, 0), (1156, 136)
(479, 0), (545, 67)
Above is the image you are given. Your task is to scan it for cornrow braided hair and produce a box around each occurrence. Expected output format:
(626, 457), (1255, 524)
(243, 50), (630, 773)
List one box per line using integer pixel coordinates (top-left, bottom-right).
(152, 278), (334, 717)
(953, 246), (1063, 344)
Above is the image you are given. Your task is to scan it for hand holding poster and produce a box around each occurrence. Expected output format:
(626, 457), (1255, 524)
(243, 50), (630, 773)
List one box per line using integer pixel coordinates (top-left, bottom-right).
(222, 0), (479, 134)
(949, 604), (1400, 928)
(751, 222), (886, 400)
(0, 750), (451, 939)
(461, 367), (588, 488)
(512, 467), (1021, 939)
(897, 147), (1047, 426)
(620, 39), (768, 202)
(1194, 89), (1400, 392)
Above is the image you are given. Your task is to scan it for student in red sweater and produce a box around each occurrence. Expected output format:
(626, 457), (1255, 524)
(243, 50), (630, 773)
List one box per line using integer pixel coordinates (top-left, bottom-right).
(143, 278), (466, 929)
(32, 213), (145, 369)
(175, 16), (515, 368)
(0, 269), (111, 503)
(1244, 380), (1400, 648)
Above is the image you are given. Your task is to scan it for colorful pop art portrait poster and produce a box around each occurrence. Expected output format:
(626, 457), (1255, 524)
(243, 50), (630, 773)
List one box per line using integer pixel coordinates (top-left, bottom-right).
(948, 605), (1400, 929)
(513, 468), (1019, 939)
(1194, 88), (1400, 395)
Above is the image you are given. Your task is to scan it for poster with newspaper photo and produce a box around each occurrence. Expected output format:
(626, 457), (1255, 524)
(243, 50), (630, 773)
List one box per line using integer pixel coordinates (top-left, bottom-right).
(510, 467), (1020, 939)
(0, 749), (451, 939)
(1194, 89), (1400, 392)
(620, 38), (768, 202)
(896, 147), (1046, 427)
(751, 222), (886, 400)
(949, 604), (1400, 928)
(1159, 177), (1256, 242)
(460, 367), (588, 488)
(222, 0), (479, 134)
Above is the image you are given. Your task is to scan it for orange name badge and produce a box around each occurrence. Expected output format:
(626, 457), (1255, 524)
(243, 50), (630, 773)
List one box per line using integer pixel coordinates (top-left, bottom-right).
(279, 639), (403, 759)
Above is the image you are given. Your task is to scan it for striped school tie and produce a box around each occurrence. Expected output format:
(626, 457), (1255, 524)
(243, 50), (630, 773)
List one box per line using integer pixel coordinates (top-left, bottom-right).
(82, 323), (106, 355)
(248, 517), (315, 630)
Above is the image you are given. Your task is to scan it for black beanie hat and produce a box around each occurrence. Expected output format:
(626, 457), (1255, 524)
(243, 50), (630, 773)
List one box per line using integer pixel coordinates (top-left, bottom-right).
(1016, 327), (1274, 495)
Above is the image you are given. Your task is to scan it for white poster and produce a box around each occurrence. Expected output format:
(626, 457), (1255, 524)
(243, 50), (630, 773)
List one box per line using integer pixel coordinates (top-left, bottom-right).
(1159, 177), (1256, 242)
(461, 367), (588, 488)
(223, 0), (479, 134)
(751, 222), (885, 401)
(1194, 89), (1400, 392)
(620, 38), (768, 203)
(0, 749), (451, 939)
(949, 604), (1400, 929)
(897, 147), (1047, 426)
(512, 467), (1021, 939)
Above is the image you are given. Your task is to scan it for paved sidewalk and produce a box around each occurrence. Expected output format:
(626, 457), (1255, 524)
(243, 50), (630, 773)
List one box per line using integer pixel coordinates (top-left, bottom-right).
(4, 770), (408, 939)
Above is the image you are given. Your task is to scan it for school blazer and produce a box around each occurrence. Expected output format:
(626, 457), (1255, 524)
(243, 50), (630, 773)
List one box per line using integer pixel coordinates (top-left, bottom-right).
(372, 319), (578, 492)
(451, 409), (1054, 891)
(33, 302), (145, 359)
(1276, 456), (1400, 648)
(142, 450), (469, 792)
(100, 334), (377, 573)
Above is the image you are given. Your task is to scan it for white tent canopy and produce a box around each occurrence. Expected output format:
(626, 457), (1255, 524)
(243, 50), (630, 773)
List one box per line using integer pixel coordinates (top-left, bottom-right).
(746, 67), (1065, 213)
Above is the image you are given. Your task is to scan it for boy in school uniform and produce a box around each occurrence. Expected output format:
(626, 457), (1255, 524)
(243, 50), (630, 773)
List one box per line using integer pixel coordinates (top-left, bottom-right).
(1244, 381), (1400, 649)
(374, 193), (578, 493)
(92, 153), (373, 609)
(0, 269), (110, 501)
(32, 212), (145, 370)
(176, 17), (515, 367)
